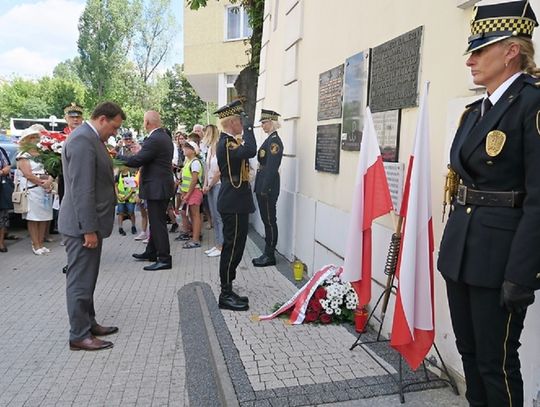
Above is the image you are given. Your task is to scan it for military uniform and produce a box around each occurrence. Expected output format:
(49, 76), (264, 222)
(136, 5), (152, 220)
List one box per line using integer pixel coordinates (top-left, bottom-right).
(438, 2), (539, 406)
(253, 109), (283, 267)
(215, 100), (257, 311)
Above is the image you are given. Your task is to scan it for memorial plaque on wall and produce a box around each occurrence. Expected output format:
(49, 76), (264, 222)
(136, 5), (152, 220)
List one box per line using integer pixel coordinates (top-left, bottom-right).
(383, 162), (405, 213)
(342, 50), (370, 151)
(369, 26), (423, 113)
(315, 124), (341, 174)
(317, 64), (345, 121)
(372, 110), (401, 162)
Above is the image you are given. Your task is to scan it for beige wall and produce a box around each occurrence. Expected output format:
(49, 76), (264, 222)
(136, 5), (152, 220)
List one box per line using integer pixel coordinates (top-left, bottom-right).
(256, 0), (540, 403)
(183, 0), (250, 77)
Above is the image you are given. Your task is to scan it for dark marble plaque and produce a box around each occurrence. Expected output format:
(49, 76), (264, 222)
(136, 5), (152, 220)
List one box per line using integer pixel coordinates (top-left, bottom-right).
(315, 124), (341, 174)
(317, 65), (345, 121)
(369, 26), (423, 113)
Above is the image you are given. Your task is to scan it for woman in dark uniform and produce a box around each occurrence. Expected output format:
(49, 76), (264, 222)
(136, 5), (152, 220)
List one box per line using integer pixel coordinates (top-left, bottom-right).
(438, 2), (540, 406)
(252, 109), (283, 267)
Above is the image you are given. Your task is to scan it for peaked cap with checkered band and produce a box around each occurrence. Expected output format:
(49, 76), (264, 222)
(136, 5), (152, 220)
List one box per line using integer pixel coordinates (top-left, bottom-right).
(214, 99), (244, 119)
(466, 0), (538, 54)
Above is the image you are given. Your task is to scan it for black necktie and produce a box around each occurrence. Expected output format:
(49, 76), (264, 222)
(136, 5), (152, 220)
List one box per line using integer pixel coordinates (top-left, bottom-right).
(482, 98), (492, 116)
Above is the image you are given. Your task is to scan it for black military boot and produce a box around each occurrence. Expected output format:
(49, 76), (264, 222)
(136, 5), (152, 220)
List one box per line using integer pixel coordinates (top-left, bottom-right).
(230, 283), (249, 304)
(219, 284), (249, 311)
(252, 253), (276, 267)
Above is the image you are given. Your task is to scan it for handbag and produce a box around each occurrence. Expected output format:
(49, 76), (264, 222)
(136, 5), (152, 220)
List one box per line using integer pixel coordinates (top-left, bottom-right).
(11, 181), (28, 214)
(0, 176), (14, 210)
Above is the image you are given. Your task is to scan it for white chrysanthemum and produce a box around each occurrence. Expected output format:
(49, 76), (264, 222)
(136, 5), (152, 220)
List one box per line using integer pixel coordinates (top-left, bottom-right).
(334, 308), (342, 315)
(326, 308), (333, 315)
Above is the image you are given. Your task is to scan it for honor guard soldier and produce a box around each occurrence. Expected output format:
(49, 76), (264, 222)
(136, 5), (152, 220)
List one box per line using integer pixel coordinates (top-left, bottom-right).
(215, 100), (257, 311)
(252, 109), (283, 267)
(438, 2), (540, 406)
(63, 103), (84, 135)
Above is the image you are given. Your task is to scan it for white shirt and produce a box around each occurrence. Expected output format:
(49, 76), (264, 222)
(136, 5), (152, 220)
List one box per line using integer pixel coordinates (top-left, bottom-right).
(483, 71), (522, 115)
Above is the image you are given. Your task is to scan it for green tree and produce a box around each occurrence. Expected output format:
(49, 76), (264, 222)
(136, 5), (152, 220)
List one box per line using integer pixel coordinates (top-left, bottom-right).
(77, 0), (137, 105)
(39, 76), (86, 118)
(160, 64), (206, 131)
(0, 79), (45, 127)
(133, 0), (176, 83)
(186, 0), (264, 122)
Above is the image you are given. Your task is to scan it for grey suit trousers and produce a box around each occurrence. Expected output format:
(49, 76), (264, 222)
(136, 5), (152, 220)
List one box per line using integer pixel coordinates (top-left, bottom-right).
(65, 235), (102, 341)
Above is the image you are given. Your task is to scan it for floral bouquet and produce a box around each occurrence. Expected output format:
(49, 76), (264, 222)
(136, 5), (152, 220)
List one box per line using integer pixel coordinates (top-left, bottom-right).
(304, 276), (359, 324)
(21, 130), (66, 178)
(258, 265), (361, 327)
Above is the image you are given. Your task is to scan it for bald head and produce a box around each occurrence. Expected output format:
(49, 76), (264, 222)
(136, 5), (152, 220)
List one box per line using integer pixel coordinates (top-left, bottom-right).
(144, 110), (162, 132)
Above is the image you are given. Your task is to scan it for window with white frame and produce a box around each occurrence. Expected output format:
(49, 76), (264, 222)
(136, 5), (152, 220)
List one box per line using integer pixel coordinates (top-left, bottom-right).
(225, 5), (252, 40)
(226, 74), (238, 103)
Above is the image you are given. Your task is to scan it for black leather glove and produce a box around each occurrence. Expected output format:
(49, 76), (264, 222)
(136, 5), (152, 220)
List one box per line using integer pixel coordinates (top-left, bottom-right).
(500, 280), (535, 314)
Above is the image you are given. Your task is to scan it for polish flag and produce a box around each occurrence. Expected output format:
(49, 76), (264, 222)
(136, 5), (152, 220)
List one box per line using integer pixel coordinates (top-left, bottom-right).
(342, 107), (393, 307)
(390, 82), (435, 370)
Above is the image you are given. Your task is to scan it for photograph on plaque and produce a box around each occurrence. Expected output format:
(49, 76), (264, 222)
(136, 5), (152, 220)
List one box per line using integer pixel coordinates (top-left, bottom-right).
(369, 26), (423, 113)
(317, 64), (345, 121)
(341, 50), (370, 151)
(372, 110), (401, 162)
(315, 124), (341, 174)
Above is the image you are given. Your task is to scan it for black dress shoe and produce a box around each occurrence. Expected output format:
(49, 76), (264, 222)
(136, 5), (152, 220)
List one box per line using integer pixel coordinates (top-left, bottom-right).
(143, 261), (172, 271)
(0, 247), (7, 253)
(132, 252), (157, 262)
(252, 254), (276, 267)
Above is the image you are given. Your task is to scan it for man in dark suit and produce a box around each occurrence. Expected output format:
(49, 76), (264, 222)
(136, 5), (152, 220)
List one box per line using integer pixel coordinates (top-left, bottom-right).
(120, 111), (175, 271)
(59, 101), (125, 351)
(215, 100), (257, 311)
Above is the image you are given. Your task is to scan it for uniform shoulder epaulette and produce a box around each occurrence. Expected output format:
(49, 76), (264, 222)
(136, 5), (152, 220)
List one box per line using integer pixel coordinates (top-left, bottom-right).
(457, 99), (482, 128)
(465, 98), (482, 109)
(521, 74), (540, 87)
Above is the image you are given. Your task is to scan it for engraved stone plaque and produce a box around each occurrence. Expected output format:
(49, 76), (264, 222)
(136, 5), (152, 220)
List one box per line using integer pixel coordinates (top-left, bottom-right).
(315, 124), (341, 174)
(369, 26), (423, 113)
(317, 65), (345, 121)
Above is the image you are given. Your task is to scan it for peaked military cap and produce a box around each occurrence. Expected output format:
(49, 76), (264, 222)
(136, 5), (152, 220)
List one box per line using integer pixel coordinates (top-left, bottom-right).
(466, 0), (538, 54)
(64, 102), (83, 117)
(214, 99), (244, 119)
(260, 109), (281, 122)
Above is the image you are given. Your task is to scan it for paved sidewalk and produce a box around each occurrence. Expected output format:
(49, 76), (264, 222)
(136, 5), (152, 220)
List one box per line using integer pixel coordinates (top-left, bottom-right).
(0, 225), (468, 406)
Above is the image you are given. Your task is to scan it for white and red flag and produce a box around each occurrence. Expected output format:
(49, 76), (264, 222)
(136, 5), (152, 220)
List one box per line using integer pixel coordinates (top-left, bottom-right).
(341, 107), (393, 308)
(390, 82), (435, 370)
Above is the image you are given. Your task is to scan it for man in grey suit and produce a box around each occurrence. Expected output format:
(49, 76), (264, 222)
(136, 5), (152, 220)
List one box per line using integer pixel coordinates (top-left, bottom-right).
(59, 102), (126, 351)
(119, 111), (175, 271)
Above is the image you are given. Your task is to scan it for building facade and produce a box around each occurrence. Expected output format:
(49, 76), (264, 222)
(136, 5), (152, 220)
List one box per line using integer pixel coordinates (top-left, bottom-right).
(183, 0), (252, 106)
(253, 0), (540, 404)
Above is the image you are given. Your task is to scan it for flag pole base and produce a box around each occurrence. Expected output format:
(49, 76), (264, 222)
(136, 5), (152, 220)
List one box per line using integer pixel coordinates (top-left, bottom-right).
(349, 286), (460, 404)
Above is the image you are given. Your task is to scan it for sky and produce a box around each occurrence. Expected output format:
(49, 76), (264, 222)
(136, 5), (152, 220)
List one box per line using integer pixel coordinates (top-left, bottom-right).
(0, 0), (184, 80)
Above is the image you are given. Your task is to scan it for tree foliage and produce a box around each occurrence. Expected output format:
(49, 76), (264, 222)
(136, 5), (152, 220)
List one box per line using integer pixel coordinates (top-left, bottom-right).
(133, 0), (176, 83)
(161, 64), (206, 132)
(77, 0), (137, 105)
(0, 76), (85, 127)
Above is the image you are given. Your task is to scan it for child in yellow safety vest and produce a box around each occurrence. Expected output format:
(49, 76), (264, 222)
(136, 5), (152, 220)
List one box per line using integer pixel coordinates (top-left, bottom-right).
(178, 141), (204, 248)
(115, 167), (138, 236)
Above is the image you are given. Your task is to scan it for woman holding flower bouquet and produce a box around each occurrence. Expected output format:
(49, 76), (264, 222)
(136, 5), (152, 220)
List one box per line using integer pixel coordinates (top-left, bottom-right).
(16, 125), (54, 255)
